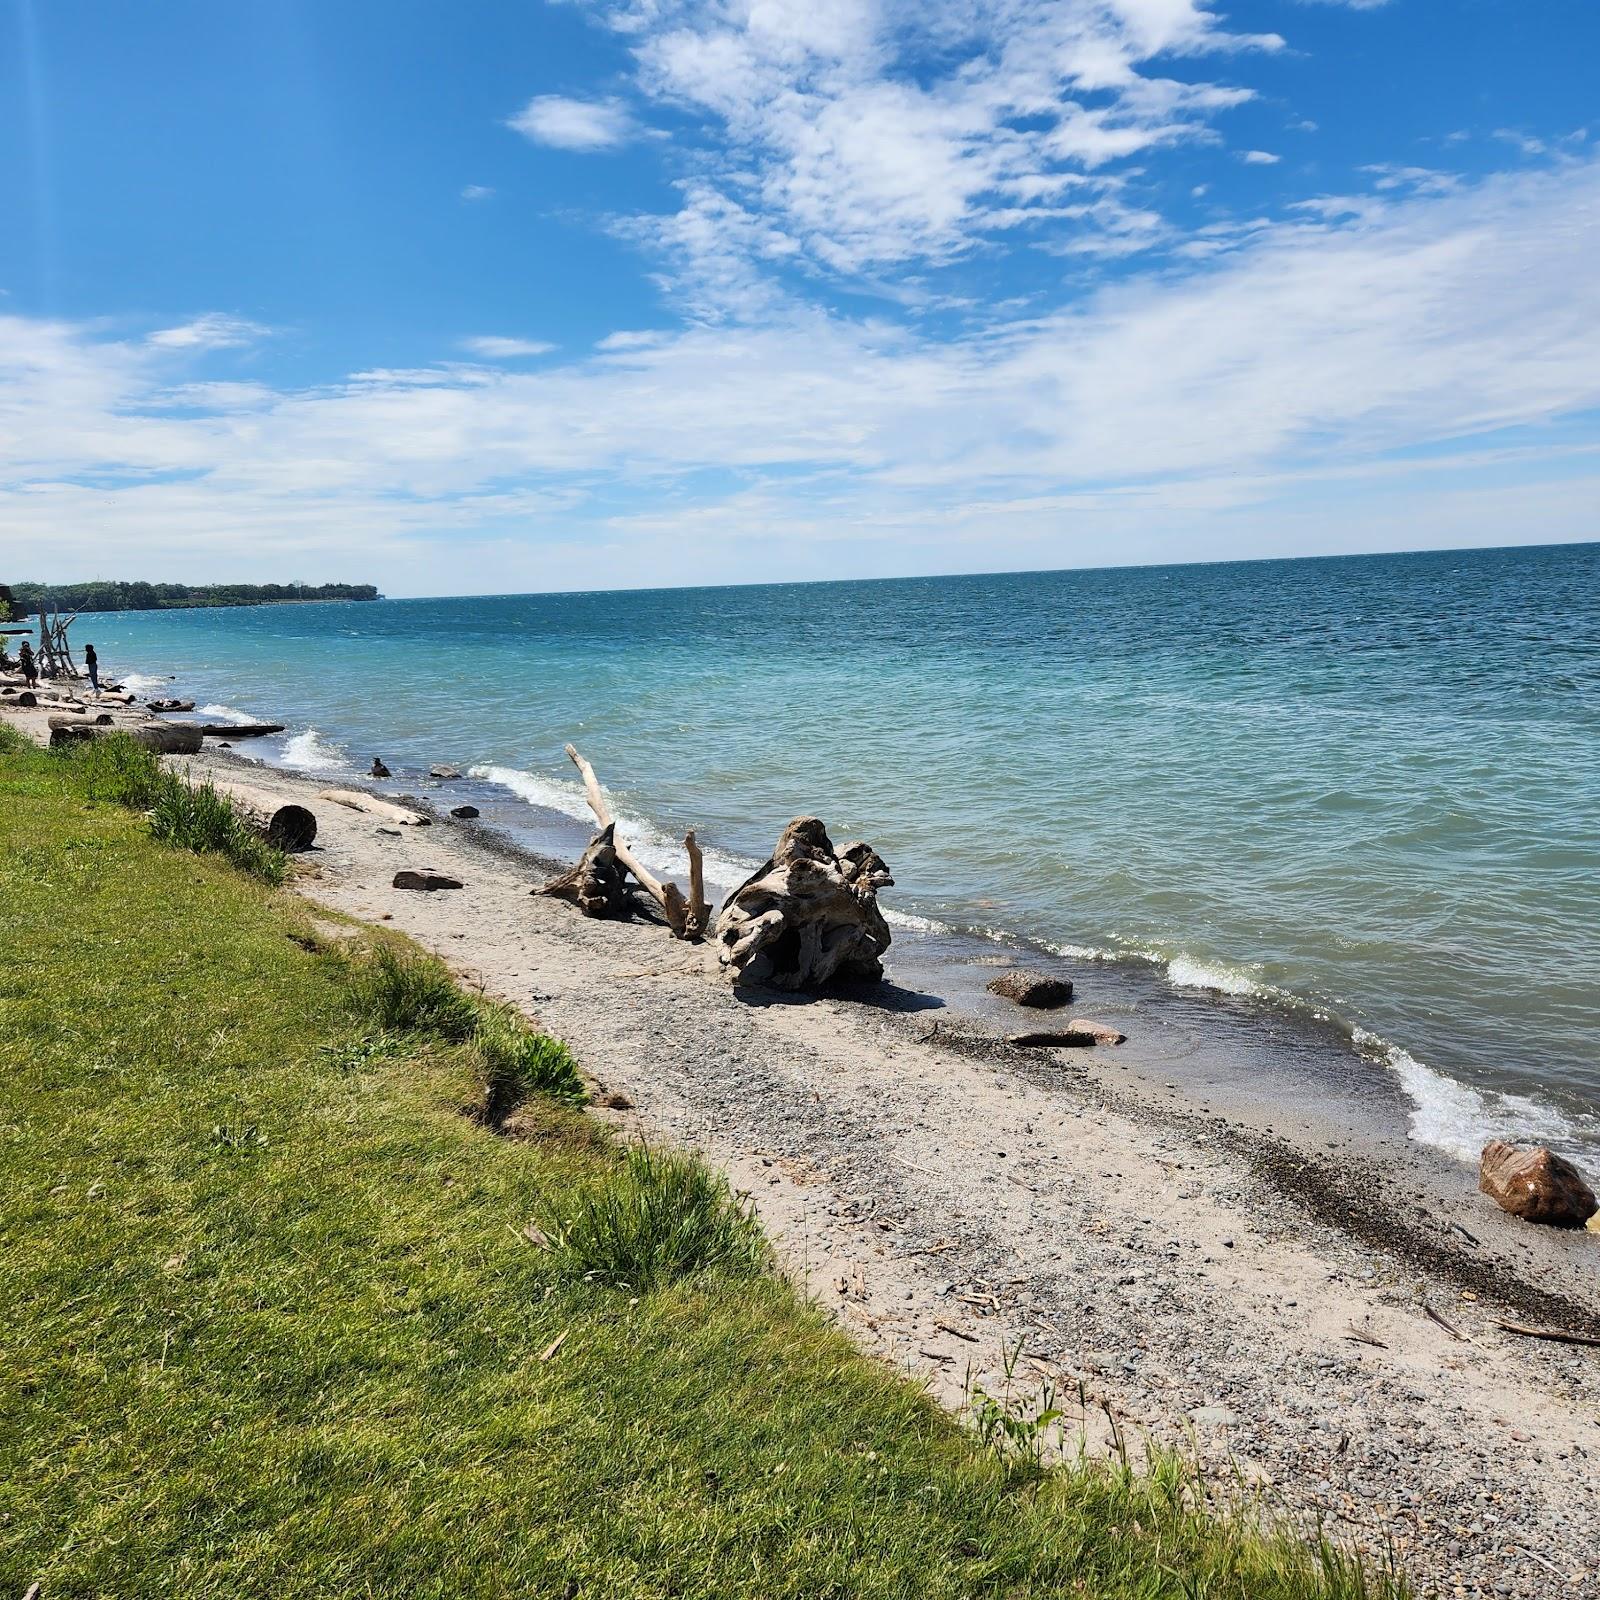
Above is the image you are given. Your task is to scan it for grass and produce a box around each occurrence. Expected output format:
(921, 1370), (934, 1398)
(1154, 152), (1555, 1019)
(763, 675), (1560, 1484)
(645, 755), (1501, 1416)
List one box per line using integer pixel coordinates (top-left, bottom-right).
(0, 724), (1408, 1599)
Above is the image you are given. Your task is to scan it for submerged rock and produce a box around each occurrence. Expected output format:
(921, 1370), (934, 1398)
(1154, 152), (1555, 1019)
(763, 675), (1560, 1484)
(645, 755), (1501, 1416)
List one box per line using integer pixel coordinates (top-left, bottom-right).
(393, 869), (463, 892)
(430, 764), (462, 780)
(986, 970), (1074, 1008)
(1008, 1020), (1126, 1048)
(1479, 1140), (1597, 1227)
(370, 757), (391, 778)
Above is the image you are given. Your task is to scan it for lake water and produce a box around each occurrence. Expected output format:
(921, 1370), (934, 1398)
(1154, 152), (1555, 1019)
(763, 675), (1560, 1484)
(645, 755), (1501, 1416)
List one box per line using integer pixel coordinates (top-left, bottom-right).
(80, 543), (1600, 1164)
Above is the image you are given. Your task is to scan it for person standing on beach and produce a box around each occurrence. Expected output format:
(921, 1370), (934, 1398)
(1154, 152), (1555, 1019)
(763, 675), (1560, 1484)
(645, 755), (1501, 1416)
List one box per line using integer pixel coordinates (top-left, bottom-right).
(17, 639), (37, 688)
(84, 643), (100, 694)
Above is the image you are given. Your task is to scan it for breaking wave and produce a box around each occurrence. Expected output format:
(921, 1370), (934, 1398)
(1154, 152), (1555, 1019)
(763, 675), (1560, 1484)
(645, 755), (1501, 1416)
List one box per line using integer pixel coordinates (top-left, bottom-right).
(280, 727), (353, 774)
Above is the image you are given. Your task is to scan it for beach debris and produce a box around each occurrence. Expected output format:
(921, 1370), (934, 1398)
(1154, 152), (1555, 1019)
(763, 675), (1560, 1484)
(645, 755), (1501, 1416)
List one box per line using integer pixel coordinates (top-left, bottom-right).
(1493, 1319), (1600, 1349)
(1478, 1140), (1597, 1227)
(714, 817), (892, 991)
(430, 764), (462, 780)
(319, 789), (430, 826)
(540, 744), (710, 939)
(1008, 1021), (1126, 1048)
(197, 779), (318, 852)
(146, 698), (194, 713)
(48, 712), (113, 729)
(193, 722), (286, 740)
(393, 869), (463, 892)
(450, 804), (480, 820)
(986, 970), (1074, 1008)
(370, 757), (392, 778)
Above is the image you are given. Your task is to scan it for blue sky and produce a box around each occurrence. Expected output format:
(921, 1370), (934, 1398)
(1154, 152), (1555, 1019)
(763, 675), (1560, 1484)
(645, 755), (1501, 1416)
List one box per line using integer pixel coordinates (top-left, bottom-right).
(3, 0), (1597, 594)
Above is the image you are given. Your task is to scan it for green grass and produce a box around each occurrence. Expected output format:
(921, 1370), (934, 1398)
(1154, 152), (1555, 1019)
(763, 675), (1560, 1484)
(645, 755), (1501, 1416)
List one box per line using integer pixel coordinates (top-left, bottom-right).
(0, 726), (1407, 1599)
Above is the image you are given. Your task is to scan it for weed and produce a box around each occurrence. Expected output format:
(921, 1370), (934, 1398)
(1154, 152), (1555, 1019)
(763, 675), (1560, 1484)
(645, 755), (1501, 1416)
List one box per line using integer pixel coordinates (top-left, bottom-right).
(350, 943), (479, 1040)
(969, 1338), (1063, 1474)
(532, 1145), (766, 1292)
(149, 775), (288, 885)
(474, 1009), (586, 1121)
(317, 1033), (402, 1074)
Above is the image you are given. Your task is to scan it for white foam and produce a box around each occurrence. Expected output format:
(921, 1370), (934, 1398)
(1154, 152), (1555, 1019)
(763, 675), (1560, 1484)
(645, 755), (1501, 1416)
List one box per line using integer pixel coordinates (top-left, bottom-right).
(280, 727), (353, 774)
(119, 672), (172, 692)
(199, 702), (253, 722)
(1352, 1027), (1595, 1164)
(1166, 954), (1268, 997)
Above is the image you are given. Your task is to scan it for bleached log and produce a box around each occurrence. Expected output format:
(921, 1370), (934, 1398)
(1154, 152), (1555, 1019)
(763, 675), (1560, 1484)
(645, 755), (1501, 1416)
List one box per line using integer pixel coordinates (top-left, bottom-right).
(47, 721), (203, 754)
(48, 713), (113, 729)
(684, 830), (711, 940)
(714, 817), (893, 990)
(318, 788), (430, 826)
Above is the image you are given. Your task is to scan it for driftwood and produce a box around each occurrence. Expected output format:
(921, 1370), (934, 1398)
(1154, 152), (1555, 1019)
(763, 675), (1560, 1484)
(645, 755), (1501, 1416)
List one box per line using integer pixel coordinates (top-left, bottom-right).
(146, 698), (194, 713)
(194, 722), (286, 740)
(318, 788), (430, 826)
(1494, 1319), (1600, 1349)
(48, 722), (203, 755)
(541, 745), (707, 939)
(48, 713), (113, 729)
(210, 780), (318, 851)
(714, 817), (892, 990)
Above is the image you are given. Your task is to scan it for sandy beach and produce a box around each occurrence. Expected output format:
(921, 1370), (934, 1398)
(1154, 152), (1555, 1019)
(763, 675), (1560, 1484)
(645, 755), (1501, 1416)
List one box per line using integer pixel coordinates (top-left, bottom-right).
(5, 688), (1598, 1600)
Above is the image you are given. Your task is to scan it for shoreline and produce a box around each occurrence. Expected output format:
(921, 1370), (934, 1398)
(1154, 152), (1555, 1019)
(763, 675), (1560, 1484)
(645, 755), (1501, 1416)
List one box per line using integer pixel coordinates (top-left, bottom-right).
(5, 686), (1600, 1595)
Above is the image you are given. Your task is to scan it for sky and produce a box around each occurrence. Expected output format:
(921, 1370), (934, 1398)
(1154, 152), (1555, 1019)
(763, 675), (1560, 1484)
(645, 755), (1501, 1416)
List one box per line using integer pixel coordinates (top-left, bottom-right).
(2, 0), (1598, 596)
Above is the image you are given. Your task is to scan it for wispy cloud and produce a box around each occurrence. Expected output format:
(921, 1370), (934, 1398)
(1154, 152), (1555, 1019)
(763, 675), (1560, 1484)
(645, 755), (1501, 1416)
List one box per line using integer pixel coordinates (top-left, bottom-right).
(461, 184), (495, 201)
(146, 314), (269, 351)
(459, 336), (556, 360)
(1241, 149), (1281, 165)
(507, 95), (635, 151)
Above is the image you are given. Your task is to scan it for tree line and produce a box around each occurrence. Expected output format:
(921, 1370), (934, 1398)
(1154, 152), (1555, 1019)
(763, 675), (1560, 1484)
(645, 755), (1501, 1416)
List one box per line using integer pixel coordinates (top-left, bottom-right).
(4, 581), (380, 617)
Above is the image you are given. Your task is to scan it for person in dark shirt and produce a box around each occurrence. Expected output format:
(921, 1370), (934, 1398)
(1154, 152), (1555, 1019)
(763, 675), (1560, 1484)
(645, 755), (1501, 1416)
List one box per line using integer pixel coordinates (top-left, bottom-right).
(84, 643), (100, 693)
(17, 640), (37, 688)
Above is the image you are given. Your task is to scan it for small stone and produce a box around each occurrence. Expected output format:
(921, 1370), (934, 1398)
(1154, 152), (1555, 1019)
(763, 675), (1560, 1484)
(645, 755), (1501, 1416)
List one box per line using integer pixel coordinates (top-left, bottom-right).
(1479, 1140), (1597, 1227)
(449, 805), (480, 820)
(986, 970), (1074, 1008)
(392, 869), (463, 892)
(430, 765), (462, 780)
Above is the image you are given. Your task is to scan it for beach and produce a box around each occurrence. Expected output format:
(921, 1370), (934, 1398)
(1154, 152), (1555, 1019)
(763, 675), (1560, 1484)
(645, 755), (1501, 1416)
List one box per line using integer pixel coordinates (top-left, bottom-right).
(5, 684), (1598, 1599)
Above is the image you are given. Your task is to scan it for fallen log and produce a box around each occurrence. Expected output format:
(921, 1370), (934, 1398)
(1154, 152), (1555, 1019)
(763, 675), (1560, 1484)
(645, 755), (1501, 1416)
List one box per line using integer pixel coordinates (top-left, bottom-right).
(209, 780), (318, 851)
(48, 713), (114, 729)
(193, 722), (286, 740)
(318, 789), (430, 826)
(553, 744), (699, 938)
(48, 721), (203, 755)
(714, 817), (893, 990)
(146, 698), (195, 713)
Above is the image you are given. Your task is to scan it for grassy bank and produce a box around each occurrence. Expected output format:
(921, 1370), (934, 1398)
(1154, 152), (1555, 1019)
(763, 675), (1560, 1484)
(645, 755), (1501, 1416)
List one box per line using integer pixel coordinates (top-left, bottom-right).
(0, 729), (1405, 1599)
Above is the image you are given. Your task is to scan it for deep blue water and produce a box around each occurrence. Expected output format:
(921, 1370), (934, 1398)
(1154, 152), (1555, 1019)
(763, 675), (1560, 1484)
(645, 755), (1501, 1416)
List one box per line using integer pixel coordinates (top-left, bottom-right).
(77, 542), (1600, 1162)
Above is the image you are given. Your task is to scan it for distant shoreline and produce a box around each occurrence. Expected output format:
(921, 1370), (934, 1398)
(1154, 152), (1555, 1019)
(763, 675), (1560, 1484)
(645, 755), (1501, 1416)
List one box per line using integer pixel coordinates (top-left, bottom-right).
(6, 583), (380, 618)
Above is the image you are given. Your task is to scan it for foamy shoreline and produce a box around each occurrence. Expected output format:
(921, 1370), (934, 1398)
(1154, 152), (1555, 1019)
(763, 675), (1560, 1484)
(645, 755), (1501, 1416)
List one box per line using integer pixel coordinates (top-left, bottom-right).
(6, 680), (1600, 1597)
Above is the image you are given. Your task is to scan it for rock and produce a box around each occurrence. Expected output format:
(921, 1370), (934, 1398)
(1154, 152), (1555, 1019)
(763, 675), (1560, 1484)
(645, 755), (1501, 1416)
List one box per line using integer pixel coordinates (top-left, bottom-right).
(1479, 1141), (1597, 1226)
(1188, 1404), (1242, 1428)
(1008, 1020), (1126, 1048)
(430, 765), (462, 780)
(986, 970), (1074, 1008)
(370, 758), (391, 778)
(392, 869), (463, 892)
(449, 805), (480, 820)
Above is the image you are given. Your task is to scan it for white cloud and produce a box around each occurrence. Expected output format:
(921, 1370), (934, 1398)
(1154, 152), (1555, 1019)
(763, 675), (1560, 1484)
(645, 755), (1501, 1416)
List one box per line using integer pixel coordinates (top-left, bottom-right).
(1241, 149), (1281, 165)
(507, 95), (635, 151)
(461, 184), (495, 201)
(5, 159), (1600, 590)
(146, 314), (269, 351)
(459, 336), (556, 360)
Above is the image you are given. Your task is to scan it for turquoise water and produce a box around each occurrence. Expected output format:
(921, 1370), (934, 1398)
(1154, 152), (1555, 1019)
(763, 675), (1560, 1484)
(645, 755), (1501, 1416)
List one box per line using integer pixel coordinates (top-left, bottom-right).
(80, 543), (1600, 1161)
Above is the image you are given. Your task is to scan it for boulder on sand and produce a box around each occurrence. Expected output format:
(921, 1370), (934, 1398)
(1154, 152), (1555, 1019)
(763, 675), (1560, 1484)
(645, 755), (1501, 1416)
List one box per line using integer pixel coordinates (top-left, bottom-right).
(1479, 1141), (1597, 1227)
(450, 804), (479, 819)
(430, 765), (462, 780)
(393, 869), (463, 892)
(986, 970), (1074, 1009)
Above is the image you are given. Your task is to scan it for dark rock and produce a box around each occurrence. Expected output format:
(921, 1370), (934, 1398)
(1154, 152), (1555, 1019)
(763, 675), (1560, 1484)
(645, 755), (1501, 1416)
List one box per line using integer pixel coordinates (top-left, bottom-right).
(392, 869), (463, 892)
(1479, 1141), (1597, 1226)
(370, 758), (391, 778)
(449, 804), (480, 820)
(986, 970), (1074, 1008)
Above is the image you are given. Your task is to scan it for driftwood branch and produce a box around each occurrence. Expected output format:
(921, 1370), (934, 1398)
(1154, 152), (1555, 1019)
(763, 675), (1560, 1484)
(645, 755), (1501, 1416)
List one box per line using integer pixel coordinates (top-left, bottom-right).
(547, 744), (701, 940)
(684, 830), (711, 939)
(1494, 1319), (1600, 1348)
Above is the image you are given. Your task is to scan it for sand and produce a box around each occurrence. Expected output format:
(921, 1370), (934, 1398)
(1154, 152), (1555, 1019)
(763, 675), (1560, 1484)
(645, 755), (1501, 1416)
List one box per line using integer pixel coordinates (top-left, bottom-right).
(6, 692), (1598, 1599)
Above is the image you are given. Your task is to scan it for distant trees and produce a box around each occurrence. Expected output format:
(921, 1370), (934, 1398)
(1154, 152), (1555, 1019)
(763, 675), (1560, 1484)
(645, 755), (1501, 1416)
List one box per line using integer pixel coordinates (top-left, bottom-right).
(0, 585), (18, 623)
(6, 582), (380, 616)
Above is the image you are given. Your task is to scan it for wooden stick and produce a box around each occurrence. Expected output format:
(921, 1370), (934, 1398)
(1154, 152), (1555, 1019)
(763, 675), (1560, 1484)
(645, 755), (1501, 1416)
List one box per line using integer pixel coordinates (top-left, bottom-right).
(1494, 1319), (1600, 1348)
(564, 742), (614, 829)
(1424, 1303), (1469, 1342)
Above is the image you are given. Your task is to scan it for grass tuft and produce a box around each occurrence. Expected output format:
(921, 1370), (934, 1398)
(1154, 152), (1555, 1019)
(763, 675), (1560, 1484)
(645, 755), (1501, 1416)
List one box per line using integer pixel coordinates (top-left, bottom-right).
(350, 942), (480, 1040)
(148, 774), (288, 885)
(533, 1144), (767, 1292)
(474, 1008), (586, 1121)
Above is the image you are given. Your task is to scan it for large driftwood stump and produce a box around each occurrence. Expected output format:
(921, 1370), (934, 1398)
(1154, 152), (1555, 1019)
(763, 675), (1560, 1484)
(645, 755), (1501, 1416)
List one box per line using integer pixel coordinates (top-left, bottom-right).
(539, 822), (634, 919)
(714, 817), (893, 990)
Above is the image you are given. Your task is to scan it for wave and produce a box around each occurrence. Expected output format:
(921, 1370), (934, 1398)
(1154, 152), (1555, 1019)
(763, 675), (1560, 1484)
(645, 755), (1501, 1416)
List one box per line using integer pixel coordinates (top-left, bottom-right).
(119, 671), (173, 693)
(1165, 954), (1273, 999)
(199, 702), (253, 722)
(1351, 1027), (1596, 1164)
(280, 727), (354, 774)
